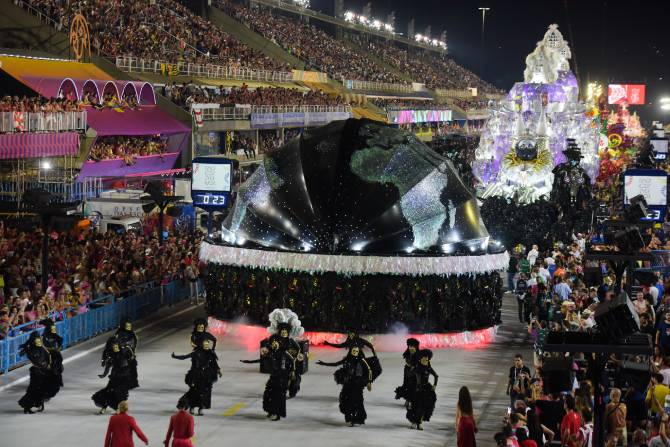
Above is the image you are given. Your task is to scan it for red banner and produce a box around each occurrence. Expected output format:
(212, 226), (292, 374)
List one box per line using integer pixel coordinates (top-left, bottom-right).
(608, 84), (646, 105)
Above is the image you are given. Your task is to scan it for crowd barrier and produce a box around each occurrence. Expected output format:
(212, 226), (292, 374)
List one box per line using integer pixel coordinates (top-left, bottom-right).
(0, 111), (87, 133)
(196, 104), (351, 122)
(0, 179), (101, 203)
(0, 279), (193, 374)
(344, 79), (414, 94)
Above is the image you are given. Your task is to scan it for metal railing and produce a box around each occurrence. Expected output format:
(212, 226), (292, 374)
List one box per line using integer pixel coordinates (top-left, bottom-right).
(0, 279), (193, 373)
(0, 111), (87, 133)
(344, 79), (413, 93)
(116, 56), (294, 83)
(198, 104), (351, 121)
(0, 180), (101, 203)
(16, 0), (65, 31)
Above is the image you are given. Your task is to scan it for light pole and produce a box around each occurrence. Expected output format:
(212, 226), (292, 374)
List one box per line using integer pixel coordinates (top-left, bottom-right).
(478, 7), (490, 76)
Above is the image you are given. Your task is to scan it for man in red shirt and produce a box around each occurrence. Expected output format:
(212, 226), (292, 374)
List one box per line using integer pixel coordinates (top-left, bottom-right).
(104, 400), (149, 447)
(560, 395), (582, 447)
(164, 398), (195, 447)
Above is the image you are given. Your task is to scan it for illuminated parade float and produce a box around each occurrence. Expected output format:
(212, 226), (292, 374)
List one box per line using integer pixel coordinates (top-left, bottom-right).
(474, 25), (600, 202)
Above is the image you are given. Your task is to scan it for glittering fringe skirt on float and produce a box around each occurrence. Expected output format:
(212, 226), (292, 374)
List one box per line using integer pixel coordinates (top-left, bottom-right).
(406, 384), (436, 423)
(262, 373), (288, 418)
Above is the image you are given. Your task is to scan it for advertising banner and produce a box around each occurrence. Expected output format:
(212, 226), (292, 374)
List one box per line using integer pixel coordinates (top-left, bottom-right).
(608, 84), (646, 105)
(387, 109), (453, 124)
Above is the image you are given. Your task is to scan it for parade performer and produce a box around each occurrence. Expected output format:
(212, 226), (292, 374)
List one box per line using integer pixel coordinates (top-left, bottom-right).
(324, 329), (376, 356)
(264, 309), (306, 398)
(317, 345), (373, 427)
(406, 349), (439, 430)
(164, 398), (195, 447)
(93, 337), (135, 414)
(190, 317), (216, 351)
(41, 318), (64, 396)
(18, 332), (57, 413)
(241, 337), (296, 421)
(395, 338), (420, 402)
(103, 317), (139, 389)
(171, 339), (221, 416)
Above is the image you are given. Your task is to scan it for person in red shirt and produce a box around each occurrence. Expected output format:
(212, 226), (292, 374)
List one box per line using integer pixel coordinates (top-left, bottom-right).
(104, 400), (148, 447)
(164, 398), (195, 447)
(560, 395), (582, 447)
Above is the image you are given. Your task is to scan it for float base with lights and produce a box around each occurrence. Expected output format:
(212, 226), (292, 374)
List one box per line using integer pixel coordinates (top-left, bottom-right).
(474, 24), (600, 204)
(200, 119), (508, 351)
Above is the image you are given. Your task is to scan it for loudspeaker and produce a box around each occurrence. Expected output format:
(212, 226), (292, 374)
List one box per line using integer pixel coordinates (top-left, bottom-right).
(614, 226), (645, 253)
(542, 357), (573, 394)
(618, 360), (651, 390)
(583, 267), (603, 288)
(594, 292), (640, 338)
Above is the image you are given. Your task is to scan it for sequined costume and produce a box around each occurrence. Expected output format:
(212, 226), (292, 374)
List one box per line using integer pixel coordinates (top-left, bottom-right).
(172, 343), (221, 415)
(92, 339), (135, 411)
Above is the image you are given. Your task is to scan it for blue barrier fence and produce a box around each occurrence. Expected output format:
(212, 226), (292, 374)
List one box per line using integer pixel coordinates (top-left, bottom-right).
(0, 279), (192, 374)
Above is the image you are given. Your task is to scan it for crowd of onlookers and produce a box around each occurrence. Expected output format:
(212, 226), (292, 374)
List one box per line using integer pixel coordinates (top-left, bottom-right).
(216, 0), (405, 83)
(349, 35), (503, 94)
(164, 82), (345, 109)
(0, 96), (84, 113)
(88, 136), (167, 164)
(0, 222), (202, 338)
(495, 232), (670, 446)
(369, 98), (446, 111)
(452, 98), (492, 112)
(27, 0), (288, 70)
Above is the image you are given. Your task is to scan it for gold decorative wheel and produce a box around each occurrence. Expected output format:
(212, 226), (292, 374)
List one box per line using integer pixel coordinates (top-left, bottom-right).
(69, 13), (90, 61)
(608, 133), (623, 148)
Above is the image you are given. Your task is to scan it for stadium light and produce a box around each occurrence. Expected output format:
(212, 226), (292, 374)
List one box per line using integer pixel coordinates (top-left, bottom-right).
(343, 10), (394, 33)
(41, 160), (52, 170)
(661, 97), (670, 103)
(661, 104), (670, 111)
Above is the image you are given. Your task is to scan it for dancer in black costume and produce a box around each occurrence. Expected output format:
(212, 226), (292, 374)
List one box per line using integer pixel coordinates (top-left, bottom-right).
(40, 318), (64, 394)
(406, 349), (438, 430)
(190, 318), (217, 350)
(171, 339), (221, 416)
(395, 338), (420, 402)
(92, 338), (134, 414)
(286, 342), (305, 398)
(317, 345), (373, 426)
(241, 337), (296, 421)
(324, 329), (376, 356)
(18, 332), (57, 413)
(106, 317), (139, 389)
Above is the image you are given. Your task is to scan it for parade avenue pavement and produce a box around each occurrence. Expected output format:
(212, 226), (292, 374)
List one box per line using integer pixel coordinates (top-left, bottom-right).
(0, 297), (530, 447)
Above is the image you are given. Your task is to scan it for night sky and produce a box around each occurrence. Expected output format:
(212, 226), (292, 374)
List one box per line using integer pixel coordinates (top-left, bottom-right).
(311, 0), (670, 123)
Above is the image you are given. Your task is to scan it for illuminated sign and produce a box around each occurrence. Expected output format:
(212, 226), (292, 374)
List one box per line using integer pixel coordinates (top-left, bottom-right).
(608, 84), (646, 105)
(191, 157), (233, 209)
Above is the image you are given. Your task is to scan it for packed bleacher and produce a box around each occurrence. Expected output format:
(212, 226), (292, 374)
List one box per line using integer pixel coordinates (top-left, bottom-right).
(27, 0), (288, 70)
(369, 98), (440, 110)
(452, 98), (491, 112)
(88, 136), (167, 164)
(215, 0), (405, 83)
(0, 96), (84, 113)
(0, 223), (202, 338)
(164, 82), (345, 109)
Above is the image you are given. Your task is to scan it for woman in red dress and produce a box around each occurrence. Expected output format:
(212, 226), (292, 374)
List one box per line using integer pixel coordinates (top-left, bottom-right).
(164, 398), (195, 447)
(457, 386), (478, 447)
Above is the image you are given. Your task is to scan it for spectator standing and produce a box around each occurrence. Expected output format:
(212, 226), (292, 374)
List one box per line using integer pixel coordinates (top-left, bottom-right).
(104, 400), (148, 447)
(527, 245), (539, 267)
(553, 277), (572, 301)
(656, 312), (670, 356)
(508, 254), (519, 292)
(456, 386), (477, 447)
(516, 274), (528, 323)
(508, 354), (531, 407)
(646, 373), (670, 416)
(605, 388), (627, 446)
(560, 395), (582, 447)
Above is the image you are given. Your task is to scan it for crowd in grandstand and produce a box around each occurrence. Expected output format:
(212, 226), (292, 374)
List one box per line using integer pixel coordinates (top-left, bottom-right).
(350, 35), (503, 94)
(0, 96), (83, 113)
(0, 223), (201, 338)
(164, 82), (345, 109)
(216, 0), (405, 84)
(28, 0), (288, 70)
(88, 136), (167, 164)
(452, 98), (492, 112)
(369, 98), (442, 110)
